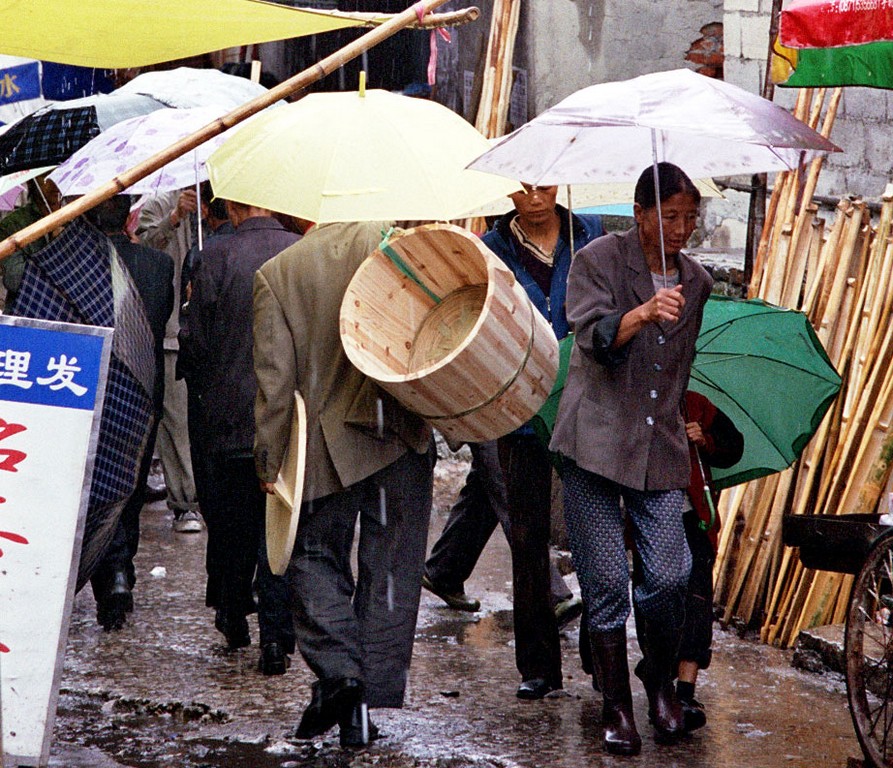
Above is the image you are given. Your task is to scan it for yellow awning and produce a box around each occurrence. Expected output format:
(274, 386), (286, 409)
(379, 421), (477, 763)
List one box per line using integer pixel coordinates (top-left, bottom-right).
(0, 0), (366, 68)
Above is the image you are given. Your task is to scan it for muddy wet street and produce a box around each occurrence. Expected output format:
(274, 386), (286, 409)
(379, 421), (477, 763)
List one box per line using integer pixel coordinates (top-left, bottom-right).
(50, 450), (864, 767)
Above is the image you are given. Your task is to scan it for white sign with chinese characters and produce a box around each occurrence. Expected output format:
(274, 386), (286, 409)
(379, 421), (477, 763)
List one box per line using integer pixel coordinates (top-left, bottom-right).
(0, 316), (112, 768)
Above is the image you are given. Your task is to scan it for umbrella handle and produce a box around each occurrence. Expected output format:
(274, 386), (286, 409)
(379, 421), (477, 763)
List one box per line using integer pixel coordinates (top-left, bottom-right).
(699, 481), (717, 532)
(694, 444), (716, 532)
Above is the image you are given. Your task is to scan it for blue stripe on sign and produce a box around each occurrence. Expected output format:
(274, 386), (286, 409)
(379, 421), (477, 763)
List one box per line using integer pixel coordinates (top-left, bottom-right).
(0, 324), (104, 411)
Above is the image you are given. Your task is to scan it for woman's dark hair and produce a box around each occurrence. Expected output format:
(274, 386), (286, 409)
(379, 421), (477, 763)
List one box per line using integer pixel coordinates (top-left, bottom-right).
(633, 162), (700, 210)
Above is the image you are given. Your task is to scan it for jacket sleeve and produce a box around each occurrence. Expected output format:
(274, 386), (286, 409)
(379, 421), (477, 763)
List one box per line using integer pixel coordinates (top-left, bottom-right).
(566, 237), (628, 367)
(136, 193), (178, 252)
(253, 268), (300, 484)
(180, 249), (219, 381)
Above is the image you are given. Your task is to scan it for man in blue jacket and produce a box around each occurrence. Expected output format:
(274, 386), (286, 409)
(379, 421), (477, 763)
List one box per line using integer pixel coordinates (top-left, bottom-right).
(424, 185), (604, 699)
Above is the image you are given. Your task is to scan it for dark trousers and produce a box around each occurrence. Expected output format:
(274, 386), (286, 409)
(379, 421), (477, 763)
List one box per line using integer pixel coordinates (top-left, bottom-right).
(202, 455), (291, 649)
(256, 533), (295, 650)
(497, 434), (562, 687)
(678, 511), (715, 669)
(425, 441), (571, 603)
(425, 441), (508, 592)
(90, 418), (159, 600)
(290, 446), (434, 708)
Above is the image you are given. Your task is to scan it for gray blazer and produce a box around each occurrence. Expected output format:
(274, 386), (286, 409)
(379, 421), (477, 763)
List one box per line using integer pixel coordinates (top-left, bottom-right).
(549, 227), (713, 491)
(253, 221), (431, 501)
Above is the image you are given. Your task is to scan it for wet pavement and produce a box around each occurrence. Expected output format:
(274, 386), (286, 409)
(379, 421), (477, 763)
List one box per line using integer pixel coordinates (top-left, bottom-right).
(49, 451), (865, 768)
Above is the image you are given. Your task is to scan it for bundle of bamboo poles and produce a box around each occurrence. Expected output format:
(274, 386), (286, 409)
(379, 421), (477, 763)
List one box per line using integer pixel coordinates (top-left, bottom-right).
(714, 86), (893, 647)
(474, 0), (520, 139)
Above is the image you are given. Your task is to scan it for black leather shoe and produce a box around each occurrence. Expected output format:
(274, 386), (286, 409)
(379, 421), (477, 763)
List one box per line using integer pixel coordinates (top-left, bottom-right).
(339, 701), (381, 748)
(421, 574), (481, 612)
(96, 569), (133, 631)
(295, 677), (362, 739)
(258, 642), (289, 675)
(679, 696), (707, 731)
(214, 608), (250, 649)
(516, 678), (560, 700)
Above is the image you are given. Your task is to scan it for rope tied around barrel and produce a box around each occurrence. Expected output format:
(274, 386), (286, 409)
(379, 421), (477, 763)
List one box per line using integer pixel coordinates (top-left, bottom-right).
(379, 227), (442, 304)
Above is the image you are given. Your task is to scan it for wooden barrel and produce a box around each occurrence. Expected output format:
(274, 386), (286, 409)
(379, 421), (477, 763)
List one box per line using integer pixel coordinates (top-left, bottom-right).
(339, 222), (559, 443)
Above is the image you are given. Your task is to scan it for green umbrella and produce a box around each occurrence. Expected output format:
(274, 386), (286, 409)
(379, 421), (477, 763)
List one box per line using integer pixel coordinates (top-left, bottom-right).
(532, 296), (842, 490)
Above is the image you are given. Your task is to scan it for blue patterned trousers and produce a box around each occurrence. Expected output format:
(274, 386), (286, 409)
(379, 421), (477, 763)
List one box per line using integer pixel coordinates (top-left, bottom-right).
(562, 462), (691, 633)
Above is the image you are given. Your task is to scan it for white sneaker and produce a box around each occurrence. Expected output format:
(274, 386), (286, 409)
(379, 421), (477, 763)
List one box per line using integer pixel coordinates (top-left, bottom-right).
(172, 509), (203, 533)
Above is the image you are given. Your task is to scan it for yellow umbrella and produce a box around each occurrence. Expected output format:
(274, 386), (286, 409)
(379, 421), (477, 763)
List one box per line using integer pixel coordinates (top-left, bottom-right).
(206, 87), (521, 223)
(0, 0), (363, 68)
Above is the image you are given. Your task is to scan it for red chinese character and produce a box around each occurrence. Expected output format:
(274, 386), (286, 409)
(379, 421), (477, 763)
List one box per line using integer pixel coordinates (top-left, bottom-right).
(0, 529), (29, 556)
(0, 417), (26, 472)
(0, 642), (8, 653)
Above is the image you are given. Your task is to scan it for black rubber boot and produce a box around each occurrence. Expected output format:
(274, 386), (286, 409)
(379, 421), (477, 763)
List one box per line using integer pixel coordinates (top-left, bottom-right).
(590, 628), (642, 756)
(636, 618), (686, 744)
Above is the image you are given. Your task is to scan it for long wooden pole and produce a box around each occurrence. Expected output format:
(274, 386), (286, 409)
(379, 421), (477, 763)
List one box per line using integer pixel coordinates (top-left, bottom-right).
(0, 0), (459, 261)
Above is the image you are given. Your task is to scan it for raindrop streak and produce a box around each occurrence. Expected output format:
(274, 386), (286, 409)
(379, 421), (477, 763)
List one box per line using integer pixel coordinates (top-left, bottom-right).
(376, 396), (384, 438)
(379, 485), (387, 528)
(386, 572), (395, 612)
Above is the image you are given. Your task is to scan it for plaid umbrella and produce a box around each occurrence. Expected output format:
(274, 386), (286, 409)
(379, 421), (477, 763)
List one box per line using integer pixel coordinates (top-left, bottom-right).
(0, 92), (164, 174)
(14, 218), (155, 589)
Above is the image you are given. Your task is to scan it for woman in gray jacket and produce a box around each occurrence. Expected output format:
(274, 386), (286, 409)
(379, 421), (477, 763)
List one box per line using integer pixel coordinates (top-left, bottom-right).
(550, 163), (712, 755)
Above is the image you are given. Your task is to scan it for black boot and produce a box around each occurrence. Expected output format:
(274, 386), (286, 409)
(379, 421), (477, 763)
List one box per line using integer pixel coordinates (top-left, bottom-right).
(96, 568), (133, 631)
(590, 628), (641, 756)
(338, 699), (380, 748)
(295, 677), (362, 739)
(636, 619), (685, 744)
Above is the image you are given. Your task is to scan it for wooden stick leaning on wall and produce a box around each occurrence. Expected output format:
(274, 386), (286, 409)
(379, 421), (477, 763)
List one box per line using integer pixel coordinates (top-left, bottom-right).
(0, 0), (462, 262)
(491, 0), (520, 138)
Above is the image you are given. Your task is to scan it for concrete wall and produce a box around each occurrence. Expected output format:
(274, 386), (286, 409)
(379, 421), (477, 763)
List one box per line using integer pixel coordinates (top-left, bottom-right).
(524, 0), (724, 116)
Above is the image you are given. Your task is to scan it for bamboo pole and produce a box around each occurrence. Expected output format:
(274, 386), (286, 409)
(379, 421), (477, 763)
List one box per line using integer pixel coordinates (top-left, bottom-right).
(714, 483), (751, 604)
(819, 297), (893, 514)
(779, 204), (816, 309)
(749, 169), (788, 298)
(816, 200), (864, 348)
(800, 214), (825, 312)
(0, 0), (458, 261)
(736, 470), (795, 625)
(801, 200), (847, 320)
(491, 0), (520, 138)
(338, 7), (481, 28)
(722, 474), (779, 624)
(761, 221), (792, 304)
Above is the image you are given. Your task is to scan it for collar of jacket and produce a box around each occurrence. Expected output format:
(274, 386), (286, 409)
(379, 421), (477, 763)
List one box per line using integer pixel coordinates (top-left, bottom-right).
(492, 203), (585, 248)
(234, 216), (289, 233)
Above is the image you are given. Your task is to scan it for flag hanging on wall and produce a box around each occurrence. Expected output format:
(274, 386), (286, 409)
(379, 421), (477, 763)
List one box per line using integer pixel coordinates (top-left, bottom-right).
(772, 37), (893, 90)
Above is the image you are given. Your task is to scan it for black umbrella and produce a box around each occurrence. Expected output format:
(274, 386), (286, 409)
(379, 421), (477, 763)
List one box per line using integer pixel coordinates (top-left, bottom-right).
(0, 92), (164, 174)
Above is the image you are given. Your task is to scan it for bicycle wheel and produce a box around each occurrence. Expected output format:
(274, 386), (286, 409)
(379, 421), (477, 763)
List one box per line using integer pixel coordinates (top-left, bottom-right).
(846, 531), (893, 767)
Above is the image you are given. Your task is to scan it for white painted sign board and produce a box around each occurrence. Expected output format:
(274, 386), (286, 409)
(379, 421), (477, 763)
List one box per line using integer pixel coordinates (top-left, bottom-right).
(0, 316), (112, 768)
